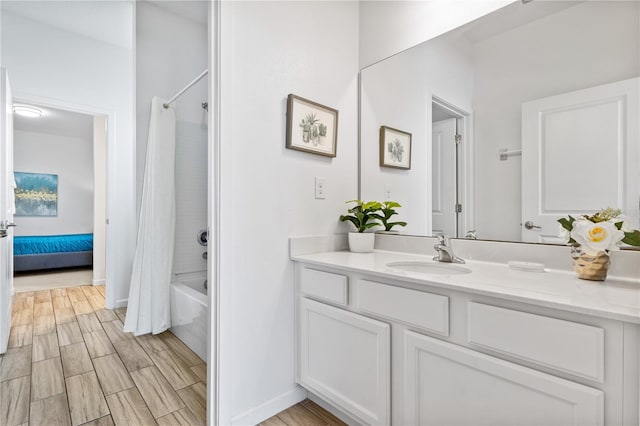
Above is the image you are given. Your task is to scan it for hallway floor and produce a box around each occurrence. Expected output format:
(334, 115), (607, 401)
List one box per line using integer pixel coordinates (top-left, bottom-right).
(0, 285), (206, 426)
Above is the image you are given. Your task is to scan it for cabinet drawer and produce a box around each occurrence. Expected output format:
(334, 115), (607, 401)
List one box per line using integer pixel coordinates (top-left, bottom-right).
(300, 268), (348, 306)
(468, 302), (604, 382)
(357, 280), (449, 336)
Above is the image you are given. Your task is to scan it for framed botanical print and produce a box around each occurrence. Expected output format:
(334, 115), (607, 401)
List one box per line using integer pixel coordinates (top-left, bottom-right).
(380, 126), (412, 169)
(286, 94), (338, 157)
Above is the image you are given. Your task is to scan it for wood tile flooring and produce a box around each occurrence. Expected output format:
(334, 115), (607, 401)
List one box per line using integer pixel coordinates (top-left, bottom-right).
(261, 400), (346, 426)
(0, 285), (206, 426)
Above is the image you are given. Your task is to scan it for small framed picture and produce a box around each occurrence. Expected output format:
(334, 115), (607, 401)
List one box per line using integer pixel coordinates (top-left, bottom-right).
(380, 126), (412, 169)
(286, 94), (338, 157)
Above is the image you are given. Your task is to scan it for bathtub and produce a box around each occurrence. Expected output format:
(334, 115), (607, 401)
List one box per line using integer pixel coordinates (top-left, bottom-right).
(170, 272), (207, 361)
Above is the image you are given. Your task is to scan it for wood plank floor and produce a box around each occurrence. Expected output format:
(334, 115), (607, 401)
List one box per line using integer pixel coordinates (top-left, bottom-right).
(261, 400), (346, 426)
(0, 285), (207, 426)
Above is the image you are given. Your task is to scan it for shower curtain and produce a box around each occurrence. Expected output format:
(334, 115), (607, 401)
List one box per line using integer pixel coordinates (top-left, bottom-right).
(124, 97), (176, 335)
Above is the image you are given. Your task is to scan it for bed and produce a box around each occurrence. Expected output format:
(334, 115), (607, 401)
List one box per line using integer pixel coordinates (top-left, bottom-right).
(13, 233), (93, 272)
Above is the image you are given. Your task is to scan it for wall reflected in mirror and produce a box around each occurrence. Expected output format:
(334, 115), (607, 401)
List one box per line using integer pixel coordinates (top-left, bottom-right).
(360, 0), (639, 245)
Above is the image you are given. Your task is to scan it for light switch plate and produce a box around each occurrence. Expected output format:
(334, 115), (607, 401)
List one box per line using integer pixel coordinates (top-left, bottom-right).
(315, 177), (326, 199)
(384, 184), (392, 200)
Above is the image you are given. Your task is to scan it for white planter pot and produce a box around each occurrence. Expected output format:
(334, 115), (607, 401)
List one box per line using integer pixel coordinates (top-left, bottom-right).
(348, 232), (375, 253)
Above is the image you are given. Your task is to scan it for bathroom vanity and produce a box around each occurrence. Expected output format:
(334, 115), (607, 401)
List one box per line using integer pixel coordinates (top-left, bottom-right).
(291, 239), (640, 426)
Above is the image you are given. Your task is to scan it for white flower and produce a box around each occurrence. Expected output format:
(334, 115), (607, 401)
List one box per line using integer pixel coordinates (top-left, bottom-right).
(558, 225), (570, 244)
(570, 219), (624, 255)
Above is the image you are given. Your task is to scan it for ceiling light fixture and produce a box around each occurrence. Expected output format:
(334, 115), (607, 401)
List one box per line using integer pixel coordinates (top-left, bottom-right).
(13, 105), (43, 118)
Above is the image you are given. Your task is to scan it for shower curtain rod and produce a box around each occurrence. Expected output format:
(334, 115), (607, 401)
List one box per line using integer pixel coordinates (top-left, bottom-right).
(163, 69), (209, 109)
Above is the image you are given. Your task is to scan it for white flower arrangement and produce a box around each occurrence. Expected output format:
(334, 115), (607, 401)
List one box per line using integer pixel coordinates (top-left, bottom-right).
(558, 208), (640, 255)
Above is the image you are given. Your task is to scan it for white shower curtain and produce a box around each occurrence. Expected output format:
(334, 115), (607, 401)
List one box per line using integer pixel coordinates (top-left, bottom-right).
(124, 97), (176, 336)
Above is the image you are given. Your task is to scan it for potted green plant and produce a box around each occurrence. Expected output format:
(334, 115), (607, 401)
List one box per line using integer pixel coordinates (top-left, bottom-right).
(376, 201), (407, 233)
(339, 200), (382, 252)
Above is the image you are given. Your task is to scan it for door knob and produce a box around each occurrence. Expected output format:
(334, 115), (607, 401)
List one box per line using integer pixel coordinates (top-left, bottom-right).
(524, 221), (541, 230)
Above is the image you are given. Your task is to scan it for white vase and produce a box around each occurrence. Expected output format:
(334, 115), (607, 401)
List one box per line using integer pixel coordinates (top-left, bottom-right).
(348, 232), (375, 253)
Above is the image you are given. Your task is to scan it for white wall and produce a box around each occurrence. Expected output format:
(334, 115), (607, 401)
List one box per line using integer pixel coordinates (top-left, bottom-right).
(218, 1), (359, 423)
(2, 4), (135, 306)
(472, 1), (640, 241)
(13, 130), (93, 236)
(93, 116), (106, 285)
(136, 2), (208, 275)
(359, 0), (512, 68)
(360, 35), (474, 235)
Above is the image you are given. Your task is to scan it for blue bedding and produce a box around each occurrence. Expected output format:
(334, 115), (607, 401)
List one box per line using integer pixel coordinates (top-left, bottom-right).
(14, 234), (93, 256)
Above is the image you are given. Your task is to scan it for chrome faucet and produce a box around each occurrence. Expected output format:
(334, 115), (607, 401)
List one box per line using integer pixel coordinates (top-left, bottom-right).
(433, 234), (465, 264)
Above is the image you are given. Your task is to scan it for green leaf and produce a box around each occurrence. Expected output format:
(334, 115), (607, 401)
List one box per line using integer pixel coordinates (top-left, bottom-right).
(384, 201), (401, 209)
(385, 221), (407, 231)
(622, 230), (640, 247)
(557, 215), (575, 232)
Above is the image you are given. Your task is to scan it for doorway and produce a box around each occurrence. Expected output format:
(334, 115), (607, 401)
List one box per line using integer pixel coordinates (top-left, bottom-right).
(431, 97), (471, 238)
(11, 101), (107, 293)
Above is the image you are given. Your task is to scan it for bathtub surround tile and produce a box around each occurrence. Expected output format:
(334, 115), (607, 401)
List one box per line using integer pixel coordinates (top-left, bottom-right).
(149, 350), (198, 390)
(93, 354), (134, 395)
(8, 324), (33, 348)
(1, 376), (30, 426)
(66, 371), (109, 425)
(32, 331), (60, 361)
(72, 300), (94, 316)
(160, 333), (203, 366)
(190, 364), (206, 384)
(176, 382), (206, 424)
(105, 388), (156, 425)
(94, 309), (117, 323)
(29, 394), (72, 426)
(57, 321), (84, 346)
(0, 346), (32, 382)
(34, 290), (52, 304)
(81, 415), (114, 426)
(102, 320), (133, 343)
(34, 302), (54, 317)
(77, 313), (103, 334)
(113, 339), (154, 372)
(156, 407), (202, 426)
(84, 330), (116, 359)
(135, 333), (168, 354)
(31, 357), (65, 401)
(130, 366), (184, 418)
(33, 313), (56, 335)
(60, 343), (94, 378)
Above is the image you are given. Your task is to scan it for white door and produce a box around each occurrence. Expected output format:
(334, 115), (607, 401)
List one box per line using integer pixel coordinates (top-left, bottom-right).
(432, 118), (457, 236)
(522, 78), (639, 243)
(299, 297), (390, 425)
(404, 331), (603, 426)
(0, 69), (14, 354)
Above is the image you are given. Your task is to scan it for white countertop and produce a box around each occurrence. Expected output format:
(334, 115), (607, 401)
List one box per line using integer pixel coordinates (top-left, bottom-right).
(291, 250), (640, 324)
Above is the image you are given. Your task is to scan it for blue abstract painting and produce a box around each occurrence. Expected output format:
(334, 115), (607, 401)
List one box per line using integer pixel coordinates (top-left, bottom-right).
(14, 172), (58, 216)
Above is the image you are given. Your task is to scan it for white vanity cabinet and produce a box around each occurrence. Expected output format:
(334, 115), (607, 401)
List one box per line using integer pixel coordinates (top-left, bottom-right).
(294, 262), (639, 426)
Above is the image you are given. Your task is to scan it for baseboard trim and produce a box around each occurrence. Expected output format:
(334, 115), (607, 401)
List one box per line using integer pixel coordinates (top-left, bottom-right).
(92, 279), (105, 286)
(231, 386), (308, 425)
(115, 298), (128, 308)
(308, 392), (362, 425)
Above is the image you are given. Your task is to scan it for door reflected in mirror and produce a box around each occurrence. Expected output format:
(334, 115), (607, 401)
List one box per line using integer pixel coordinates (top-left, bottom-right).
(360, 0), (640, 245)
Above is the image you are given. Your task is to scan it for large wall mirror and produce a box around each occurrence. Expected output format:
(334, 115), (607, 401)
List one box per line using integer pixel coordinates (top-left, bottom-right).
(360, 0), (639, 246)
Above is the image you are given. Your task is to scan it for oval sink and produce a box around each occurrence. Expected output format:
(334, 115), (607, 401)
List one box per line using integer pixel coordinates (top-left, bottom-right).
(386, 261), (471, 275)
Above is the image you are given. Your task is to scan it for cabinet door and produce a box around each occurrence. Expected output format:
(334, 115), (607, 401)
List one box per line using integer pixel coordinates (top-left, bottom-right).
(405, 331), (603, 426)
(300, 297), (390, 425)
